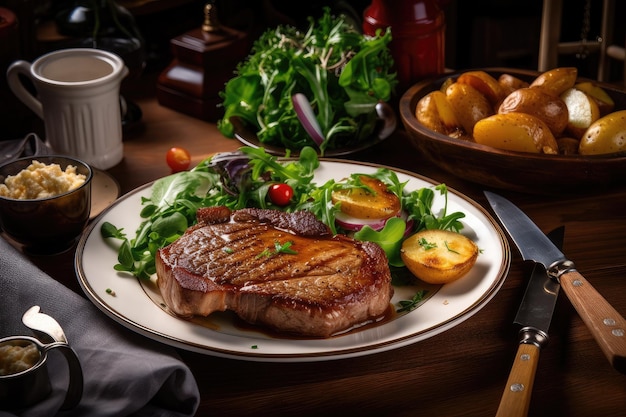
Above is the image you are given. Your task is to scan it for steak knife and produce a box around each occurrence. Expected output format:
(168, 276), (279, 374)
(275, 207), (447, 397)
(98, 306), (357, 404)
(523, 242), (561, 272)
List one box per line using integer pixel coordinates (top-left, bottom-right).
(495, 227), (563, 417)
(485, 191), (626, 375)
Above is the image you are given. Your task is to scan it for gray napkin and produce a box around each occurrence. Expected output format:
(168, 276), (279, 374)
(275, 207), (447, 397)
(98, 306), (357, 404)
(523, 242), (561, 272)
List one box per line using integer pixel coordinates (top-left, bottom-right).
(0, 237), (200, 417)
(0, 134), (50, 165)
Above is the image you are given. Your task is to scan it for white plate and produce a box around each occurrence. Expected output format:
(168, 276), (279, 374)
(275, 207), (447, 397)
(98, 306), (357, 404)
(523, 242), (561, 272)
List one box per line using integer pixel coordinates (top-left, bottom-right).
(75, 160), (510, 362)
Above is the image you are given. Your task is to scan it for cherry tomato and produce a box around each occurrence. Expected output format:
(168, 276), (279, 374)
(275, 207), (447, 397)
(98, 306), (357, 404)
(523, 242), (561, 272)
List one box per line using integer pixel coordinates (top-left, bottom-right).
(166, 147), (191, 173)
(268, 183), (294, 206)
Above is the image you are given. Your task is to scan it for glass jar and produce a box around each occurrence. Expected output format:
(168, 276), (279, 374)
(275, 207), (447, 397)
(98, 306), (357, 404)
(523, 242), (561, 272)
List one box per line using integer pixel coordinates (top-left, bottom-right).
(363, 0), (445, 90)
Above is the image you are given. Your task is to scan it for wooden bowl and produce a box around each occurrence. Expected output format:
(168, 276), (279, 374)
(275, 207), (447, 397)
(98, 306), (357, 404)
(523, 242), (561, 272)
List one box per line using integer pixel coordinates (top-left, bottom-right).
(399, 68), (626, 194)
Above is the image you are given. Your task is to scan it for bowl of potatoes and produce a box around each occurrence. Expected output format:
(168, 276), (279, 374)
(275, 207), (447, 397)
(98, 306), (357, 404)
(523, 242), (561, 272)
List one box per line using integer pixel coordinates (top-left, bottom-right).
(399, 67), (626, 193)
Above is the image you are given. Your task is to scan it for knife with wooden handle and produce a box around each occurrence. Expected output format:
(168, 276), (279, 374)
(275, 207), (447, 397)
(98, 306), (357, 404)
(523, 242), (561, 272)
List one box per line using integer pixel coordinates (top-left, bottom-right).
(485, 191), (626, 374)
(495, 228), (563, 417)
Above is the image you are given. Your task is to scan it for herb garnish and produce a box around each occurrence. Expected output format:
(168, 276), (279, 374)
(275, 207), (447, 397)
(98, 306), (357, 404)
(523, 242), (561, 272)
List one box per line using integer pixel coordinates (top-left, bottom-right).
(257, 241), (298, 258)
(397, 290), (426, 313)
(445, 241), (460, 254)
(418, 238), (437, 250)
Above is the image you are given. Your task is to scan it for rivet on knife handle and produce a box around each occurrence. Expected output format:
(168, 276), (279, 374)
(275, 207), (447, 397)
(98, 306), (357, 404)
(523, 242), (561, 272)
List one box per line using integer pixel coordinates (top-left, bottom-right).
(555, 268), (626, 373)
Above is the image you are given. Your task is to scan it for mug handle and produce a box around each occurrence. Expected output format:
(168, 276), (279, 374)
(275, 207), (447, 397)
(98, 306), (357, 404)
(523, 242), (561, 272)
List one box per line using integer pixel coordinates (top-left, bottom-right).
(6, 60), (44, 119)
(44, 342), (84, 410)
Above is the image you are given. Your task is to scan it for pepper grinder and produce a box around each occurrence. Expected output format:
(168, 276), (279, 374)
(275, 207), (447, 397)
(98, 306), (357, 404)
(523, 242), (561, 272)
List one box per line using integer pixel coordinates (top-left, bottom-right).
(156, 2), (250, 121)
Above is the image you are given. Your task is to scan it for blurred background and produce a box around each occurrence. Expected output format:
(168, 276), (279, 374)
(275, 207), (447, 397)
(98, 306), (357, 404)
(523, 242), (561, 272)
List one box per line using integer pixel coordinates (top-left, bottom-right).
(1, 0), (624, 136)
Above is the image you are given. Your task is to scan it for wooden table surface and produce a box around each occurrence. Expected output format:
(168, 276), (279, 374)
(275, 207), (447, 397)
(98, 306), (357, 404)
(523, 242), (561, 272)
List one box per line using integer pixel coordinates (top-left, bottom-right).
(13, 82), (626, 417)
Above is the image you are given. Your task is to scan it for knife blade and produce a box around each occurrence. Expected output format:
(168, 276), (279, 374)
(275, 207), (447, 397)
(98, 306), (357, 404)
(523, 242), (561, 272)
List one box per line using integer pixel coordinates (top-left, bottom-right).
(495, 227), (563, 417)
(485, 191), (626, 374)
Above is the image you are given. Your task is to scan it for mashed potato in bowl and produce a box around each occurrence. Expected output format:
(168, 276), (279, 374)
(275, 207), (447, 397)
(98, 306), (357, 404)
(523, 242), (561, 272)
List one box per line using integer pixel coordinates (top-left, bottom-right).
(0, 340), (40, 376)
(0, 160), (86, 200)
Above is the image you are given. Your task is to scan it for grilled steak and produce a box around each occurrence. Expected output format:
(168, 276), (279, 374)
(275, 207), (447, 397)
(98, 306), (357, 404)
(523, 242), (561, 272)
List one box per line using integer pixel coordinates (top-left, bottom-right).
(156, 206), (393, 338)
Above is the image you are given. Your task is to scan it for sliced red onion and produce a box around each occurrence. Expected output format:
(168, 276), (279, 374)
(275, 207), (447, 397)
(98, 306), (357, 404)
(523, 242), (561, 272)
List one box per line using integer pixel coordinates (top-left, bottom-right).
(335, 210), (413, 234)
(335, 211), (389, 231)
(292, 93), (326, 146)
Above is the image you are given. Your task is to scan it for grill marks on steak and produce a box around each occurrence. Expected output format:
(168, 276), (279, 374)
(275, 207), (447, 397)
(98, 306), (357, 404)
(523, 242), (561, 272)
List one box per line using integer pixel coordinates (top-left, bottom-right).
(156, 206), (393, 338)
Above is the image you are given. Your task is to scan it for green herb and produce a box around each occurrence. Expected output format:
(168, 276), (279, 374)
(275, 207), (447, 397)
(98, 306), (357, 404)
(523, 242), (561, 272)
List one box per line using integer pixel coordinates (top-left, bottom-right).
(100, 168), (219, 279)
(257, 241), (298, 258)
(105, 288), (116, 296)
(217, 8), (397, 153)
(445, 241), (460, 254)
(418, 238), (437, 250)
(223, 247), (234, 254)
(396, 290), (426, 313)
(402, 184), (465, 232)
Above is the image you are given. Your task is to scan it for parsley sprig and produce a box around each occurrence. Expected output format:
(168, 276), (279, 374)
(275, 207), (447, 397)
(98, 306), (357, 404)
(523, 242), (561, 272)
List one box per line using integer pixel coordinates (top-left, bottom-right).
(257, 241), (298, 258)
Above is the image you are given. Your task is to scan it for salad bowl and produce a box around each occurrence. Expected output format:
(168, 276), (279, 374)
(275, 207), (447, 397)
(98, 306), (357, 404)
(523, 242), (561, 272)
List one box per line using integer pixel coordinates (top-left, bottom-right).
(231, 101), (397, 157)
(399, 67), (626, 194)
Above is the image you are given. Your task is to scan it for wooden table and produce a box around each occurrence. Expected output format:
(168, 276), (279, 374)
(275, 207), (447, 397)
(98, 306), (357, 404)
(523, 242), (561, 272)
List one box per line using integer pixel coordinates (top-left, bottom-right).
(13, 82), (626, 417)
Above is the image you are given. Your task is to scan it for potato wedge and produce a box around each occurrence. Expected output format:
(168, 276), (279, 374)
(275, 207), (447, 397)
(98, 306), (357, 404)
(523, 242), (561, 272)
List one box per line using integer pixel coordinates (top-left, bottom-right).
(560, 87), (601, 139)
(445, 82), (493, 135)
(530, 67), (577, 96)
(578, 110), (626, 155)
(498, 87), (569, 136)
(473, 112), (559, 154)
(415, 90), (463, 136)
(331, 175), (401, 219)
(574, 81), (615, 115)
(457, 70), (505, 106)
(401, 229), (478, 284)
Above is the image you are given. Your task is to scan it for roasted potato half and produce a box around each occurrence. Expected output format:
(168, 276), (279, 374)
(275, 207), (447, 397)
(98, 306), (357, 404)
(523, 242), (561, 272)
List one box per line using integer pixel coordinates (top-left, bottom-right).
(401, 229), (479, 284)
(445, 82), (494, 135)
(578, 110), (626, 155)
(575, 81), (615, 115)
(457, 70), (505, 106)
(560, 87), (601, 139)
(415, 90), (463, 136)
(498, 73), (530, 96)
(473, 112), (559, 154)
(498, 87), (569, 136)
(331, 175), (401, 219)
(530, 67), (577, 96)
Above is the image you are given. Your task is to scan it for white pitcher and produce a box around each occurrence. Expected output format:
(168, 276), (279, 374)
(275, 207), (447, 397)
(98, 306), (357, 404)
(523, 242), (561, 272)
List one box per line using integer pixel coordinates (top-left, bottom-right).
(7, 48), (129, 170)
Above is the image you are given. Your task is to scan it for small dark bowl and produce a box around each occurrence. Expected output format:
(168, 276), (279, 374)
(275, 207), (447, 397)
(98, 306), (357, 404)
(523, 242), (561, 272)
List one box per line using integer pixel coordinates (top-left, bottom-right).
(0, 156), (92, 253)
(399, 67), (626, 194)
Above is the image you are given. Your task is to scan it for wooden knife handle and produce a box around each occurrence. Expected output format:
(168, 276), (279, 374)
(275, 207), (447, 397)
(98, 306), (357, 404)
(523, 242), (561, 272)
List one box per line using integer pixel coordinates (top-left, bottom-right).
(560, 270), (626, 373)
(495, 342), (540, 417)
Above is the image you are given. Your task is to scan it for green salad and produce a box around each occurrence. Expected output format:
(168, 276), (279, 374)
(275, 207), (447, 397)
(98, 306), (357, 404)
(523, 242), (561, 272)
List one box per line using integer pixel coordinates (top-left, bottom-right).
(217, 7), (397, 153)
(101, 147), (465, 286)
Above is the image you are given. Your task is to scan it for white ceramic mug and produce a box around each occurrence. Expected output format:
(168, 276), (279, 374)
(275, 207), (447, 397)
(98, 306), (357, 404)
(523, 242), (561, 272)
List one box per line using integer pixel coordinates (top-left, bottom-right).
(7, 49), (129, 170)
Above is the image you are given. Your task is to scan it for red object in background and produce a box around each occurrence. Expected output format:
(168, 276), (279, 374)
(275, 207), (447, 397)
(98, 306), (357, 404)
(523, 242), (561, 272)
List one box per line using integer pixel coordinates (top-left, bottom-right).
(363, 0), (445, 90)
(166, 147), (191, 173)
